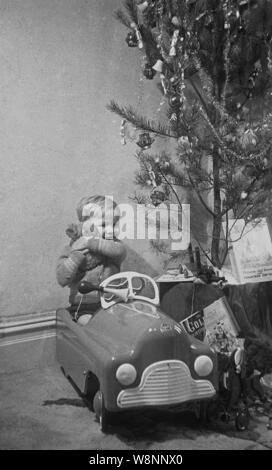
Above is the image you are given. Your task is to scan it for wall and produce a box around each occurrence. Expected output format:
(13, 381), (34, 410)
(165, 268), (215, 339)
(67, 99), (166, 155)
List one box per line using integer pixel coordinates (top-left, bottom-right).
(0, 0), (168, 318)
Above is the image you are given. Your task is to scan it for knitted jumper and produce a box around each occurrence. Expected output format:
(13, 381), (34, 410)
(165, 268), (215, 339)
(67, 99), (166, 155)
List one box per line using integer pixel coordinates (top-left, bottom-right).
(56, 237), (126, 307)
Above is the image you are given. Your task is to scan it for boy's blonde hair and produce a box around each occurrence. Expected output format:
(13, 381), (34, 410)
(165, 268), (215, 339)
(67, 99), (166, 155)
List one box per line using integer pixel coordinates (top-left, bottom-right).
(76, 195), (120, 226)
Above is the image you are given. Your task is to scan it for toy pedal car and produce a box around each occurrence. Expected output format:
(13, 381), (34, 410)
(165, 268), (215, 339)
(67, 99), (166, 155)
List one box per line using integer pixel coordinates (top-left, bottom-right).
(56, 272), (218, 432)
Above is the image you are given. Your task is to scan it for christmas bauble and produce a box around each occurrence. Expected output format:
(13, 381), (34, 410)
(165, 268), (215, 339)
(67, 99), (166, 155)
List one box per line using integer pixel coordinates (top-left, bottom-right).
(136, 132), (155, 150)
(169, 93), (182, 108)
(162, 160), (170, 170)
(171, 16), (181, 27)
(126, 31), (138, 47)
(170, 74), (180, 87)
(238, 25), (246, 34)
(150, 187), (167, 206)
(143, 63), (156, 80)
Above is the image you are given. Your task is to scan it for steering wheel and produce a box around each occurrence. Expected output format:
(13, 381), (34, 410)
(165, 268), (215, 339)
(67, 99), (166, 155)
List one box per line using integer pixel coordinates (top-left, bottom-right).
(131, 277), (145, 294)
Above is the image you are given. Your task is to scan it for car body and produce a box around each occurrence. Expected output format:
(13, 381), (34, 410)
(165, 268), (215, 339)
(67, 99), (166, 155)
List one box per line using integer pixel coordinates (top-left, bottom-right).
(56, 272), (218, 430)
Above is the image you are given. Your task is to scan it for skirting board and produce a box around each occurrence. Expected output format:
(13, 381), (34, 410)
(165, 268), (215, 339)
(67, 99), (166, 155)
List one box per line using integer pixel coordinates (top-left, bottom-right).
(0, 310), (57, 338)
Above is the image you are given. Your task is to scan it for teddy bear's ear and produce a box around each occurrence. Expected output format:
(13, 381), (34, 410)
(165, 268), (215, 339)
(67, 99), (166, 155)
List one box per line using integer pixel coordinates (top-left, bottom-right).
(65, 223), (81, 241)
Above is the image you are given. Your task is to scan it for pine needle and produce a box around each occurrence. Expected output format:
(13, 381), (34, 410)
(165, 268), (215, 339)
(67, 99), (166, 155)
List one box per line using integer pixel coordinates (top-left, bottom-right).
(123, 0), (138, 24)
(107, 100), (175, 138)
(114, 9), (132, 29)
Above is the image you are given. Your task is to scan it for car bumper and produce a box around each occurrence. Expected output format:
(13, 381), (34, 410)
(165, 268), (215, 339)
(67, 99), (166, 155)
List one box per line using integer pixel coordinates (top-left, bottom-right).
(117, 359), (216, 408)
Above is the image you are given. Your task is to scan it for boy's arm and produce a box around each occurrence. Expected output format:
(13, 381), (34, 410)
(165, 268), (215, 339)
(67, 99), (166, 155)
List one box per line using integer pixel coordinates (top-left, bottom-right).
(86, 238), (127, 266)
(56, 245), (86, 287)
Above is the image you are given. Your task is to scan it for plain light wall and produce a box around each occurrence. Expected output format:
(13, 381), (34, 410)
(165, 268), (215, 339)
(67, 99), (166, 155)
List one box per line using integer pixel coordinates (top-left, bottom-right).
(0, 0), (172, 317)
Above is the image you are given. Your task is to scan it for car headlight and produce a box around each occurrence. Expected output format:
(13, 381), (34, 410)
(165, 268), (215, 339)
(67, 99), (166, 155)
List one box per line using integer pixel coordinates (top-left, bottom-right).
(116, 363), (137, 386)
(194, 355), (213, 377)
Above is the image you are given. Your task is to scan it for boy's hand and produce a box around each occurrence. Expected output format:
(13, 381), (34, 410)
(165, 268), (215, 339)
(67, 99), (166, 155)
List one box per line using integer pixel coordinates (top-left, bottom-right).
(86, 237), (100, 252)
(71, 236), (91, 254)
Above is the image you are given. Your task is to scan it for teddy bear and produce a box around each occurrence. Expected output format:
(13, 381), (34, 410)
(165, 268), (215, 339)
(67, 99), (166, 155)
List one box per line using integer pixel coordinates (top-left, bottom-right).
(56, 195), (126, 323)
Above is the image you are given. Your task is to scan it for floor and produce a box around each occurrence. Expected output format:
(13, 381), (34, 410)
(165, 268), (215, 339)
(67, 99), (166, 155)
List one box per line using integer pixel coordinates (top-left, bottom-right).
(0, 331), (272, 450)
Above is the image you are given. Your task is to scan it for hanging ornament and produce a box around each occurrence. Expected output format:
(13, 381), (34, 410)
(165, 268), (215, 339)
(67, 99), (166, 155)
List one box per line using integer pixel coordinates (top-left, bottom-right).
(153, 60), (167, 94)
(178, 135), (191, 152)
(137, 1), (149, 13)
(238, 24), (246, 34)
(169, 93), (182, 108)
(160, 159), (170, 170)
(130, 22), (143, 49)
(150, 185), (167, 207)
(170, 112), (177, 122)
(248, 69), (258, 88)
(171, 16), (181, 27)
(240, 128), (257, 149)
(137, 132), (155, 150)
(170, 74), (180, 87)
(180, 69), (185, 98)
(154, 157), (170, 171)
(147, 165), (157, 187)
(160, 73), (167, 95)
(120, 119), (127, 145)
(152, 59), (164, 73)
(143, 63), (156, 80)
(169, 29), (179, 57)
(126, 31), (138, 47)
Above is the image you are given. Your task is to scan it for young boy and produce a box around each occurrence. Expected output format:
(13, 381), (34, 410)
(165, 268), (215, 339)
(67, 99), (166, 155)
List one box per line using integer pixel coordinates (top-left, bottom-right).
(56, 195), (126, 323)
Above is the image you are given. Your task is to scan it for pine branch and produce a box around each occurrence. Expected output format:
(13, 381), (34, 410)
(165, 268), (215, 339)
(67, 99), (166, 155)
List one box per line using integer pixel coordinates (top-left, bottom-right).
(187, 171), (216, 218)
(123, 0), (138, 24)
(128, 192), (149, 205)
(114, 9), (132, 29)
(219, 209), (229, 267)
(107, 100), (176, 138)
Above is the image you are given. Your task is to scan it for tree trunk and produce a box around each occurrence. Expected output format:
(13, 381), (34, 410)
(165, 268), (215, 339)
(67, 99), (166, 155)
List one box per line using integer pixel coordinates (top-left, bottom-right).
(211, 149), (222, 267)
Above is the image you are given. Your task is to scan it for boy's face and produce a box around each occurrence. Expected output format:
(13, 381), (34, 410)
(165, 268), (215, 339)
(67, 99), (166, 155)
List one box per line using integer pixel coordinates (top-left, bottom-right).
(81, 203), (119, 239)
(82, 220), (117, 239)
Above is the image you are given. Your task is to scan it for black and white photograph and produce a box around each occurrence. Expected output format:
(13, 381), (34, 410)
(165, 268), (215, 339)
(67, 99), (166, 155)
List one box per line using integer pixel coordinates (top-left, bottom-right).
(1, 0), (272, 455)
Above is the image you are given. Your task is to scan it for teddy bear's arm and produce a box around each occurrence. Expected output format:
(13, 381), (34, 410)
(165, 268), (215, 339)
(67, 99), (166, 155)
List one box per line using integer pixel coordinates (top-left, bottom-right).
(56, 246), (86, 287)
(86, 238), (127, 266)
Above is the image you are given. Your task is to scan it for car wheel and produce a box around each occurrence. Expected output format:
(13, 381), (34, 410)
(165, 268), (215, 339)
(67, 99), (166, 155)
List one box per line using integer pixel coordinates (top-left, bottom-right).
(93, 391), (109, 433)
(235, 410), (250, 431)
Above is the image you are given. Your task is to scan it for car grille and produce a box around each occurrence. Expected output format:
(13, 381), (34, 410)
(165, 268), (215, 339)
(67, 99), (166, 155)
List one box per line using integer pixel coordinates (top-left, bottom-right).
(117, 360), (215, 408)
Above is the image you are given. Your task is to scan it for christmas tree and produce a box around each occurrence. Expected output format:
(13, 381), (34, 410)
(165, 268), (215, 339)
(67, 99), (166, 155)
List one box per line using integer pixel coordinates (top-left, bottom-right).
(108, 0), (272, 269)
